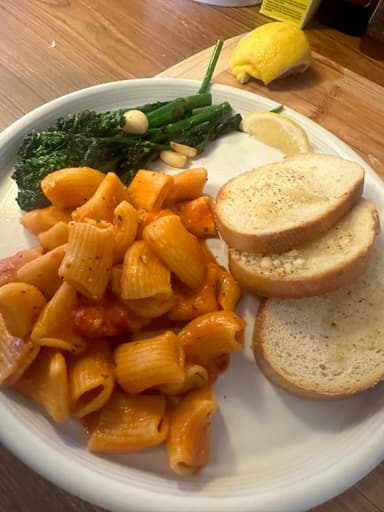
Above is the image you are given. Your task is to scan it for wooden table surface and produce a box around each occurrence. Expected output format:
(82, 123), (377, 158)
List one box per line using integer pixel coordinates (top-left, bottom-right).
(0, 1), (383, 511)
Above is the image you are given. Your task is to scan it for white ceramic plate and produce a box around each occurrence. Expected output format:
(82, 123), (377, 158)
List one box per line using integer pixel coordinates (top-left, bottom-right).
(0, 78), (383, 512)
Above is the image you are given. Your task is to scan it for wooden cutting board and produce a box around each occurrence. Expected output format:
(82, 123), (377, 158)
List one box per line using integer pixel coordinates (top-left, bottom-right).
(158, 34), (384, 180)
(158, 35), (384, 512)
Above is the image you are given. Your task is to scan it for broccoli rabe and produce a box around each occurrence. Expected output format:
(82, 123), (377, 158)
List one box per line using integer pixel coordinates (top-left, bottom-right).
(12, 40), (243, 211)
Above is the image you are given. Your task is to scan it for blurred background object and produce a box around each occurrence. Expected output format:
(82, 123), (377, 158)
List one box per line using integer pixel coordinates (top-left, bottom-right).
(360, 0), (384, 59)
(259, 0), (322, 27)
(316, 0), (380, 36)
(193, 0), (261, 5)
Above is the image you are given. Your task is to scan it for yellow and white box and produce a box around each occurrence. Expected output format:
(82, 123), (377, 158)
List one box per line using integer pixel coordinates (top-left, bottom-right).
(260, 0), (322, 27)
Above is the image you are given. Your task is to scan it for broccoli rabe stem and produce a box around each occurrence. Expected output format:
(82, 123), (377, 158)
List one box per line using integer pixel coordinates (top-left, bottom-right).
(146, 93), (212, 128)
(199, 40), (224, 94)
(148, 102), (232, 142)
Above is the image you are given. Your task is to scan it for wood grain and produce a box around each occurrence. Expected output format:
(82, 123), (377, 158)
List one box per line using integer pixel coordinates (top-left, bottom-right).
(0, 1), (383, 512)
(1, 0), (384, 132)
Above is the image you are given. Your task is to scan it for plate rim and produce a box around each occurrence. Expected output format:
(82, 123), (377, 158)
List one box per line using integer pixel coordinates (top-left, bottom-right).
(0, 77), (383, 512)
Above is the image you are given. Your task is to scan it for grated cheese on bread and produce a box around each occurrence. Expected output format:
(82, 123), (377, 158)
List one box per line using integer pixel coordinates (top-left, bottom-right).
(228, 199), (380, 298)
(215, 153), (365, 254)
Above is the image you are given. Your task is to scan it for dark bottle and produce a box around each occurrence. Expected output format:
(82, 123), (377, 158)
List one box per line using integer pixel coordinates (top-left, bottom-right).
(360, 0), (384, 59)
(316, 0), (379, 36)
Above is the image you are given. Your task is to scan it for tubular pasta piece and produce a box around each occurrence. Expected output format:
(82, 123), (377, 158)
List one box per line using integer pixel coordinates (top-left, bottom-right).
(125, 169), (172, 211)
(59, 220), (114, 301)
(131, 328), (180, 341)
(167, 386), (217, 475)
(16, 244), (67, 299)
(165, 168), (208, 204)
(157, 363), (209, 395)
(0, 315), (40, 387)
(0, 282), (47, 337)
(69, 338), (114, 418)
(177, 196), (217, 238)
(38, 221), (69, 251)
(72, 172), (125, 222)
(143, 214), (206, 289)
(124, 294), (175, 319)
(178, 311), (245, 381)
(168, 262), (219, 321)
(136, 208), (174, 240)
(41, 167), (105, 209)
(20, 206), (72, 236)
(216, 266), (242, 311)
(121, 240), (172, 300)
(0, 247), (43, 287)
(113, 200), (138, 264)
(15, 348), (70, 422)
(88, 390), (168, 452)
(113, 331), (184, 393)
(31, 281), (86, 355)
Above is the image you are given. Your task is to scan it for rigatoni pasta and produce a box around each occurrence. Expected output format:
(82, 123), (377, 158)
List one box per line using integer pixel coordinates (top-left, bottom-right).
(216, 265), (242, 311)
(165, 167), (208, 204)
(121, 240), (172, 300)
(113, 331), (184, 393)
(124, 294), (175, 319)
(178, 311), (245, 381)
(72, 172), (125, 222)
(0, 314), (40, 387)
(59, 220), (114, 301)
(113, 200), (138, 264)
(166, 386), (217, 475)
(168, 262), (219, 321)
(31, 281), (86, 354)
(16, 243), (67, 299)
(135, 207), (174, 239)
(143, 214), (206, 289)
(69, 338), (114, 418)
(125, 169), (172, 211)
(157, 363), (209, 395)
(88, 390), (169, 452)
(20, 206), (72, 235)
(38, 221), (69, 251)
(0, 282), (47, 337)
(0, 164), (245, 476)
(177, 196), (217, 238)
(15, 348), (70, 422)
(41, 167), (105, 209)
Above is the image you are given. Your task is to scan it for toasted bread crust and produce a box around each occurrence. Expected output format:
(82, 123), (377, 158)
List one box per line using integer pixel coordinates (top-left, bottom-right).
(215, 154), (365, 253)
(252, 251), (384, 399)
(230, 247), (373, 299)
(217, 184), (363, 253)
(228, 200), (380, 298)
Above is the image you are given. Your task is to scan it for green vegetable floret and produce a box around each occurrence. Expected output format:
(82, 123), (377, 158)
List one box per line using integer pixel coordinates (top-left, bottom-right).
(12, 40), (243, 212)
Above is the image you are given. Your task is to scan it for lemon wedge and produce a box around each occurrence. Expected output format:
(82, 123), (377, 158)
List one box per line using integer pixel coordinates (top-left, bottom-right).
(241, 111), (311, 155)
(230, 22), (311, 85)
